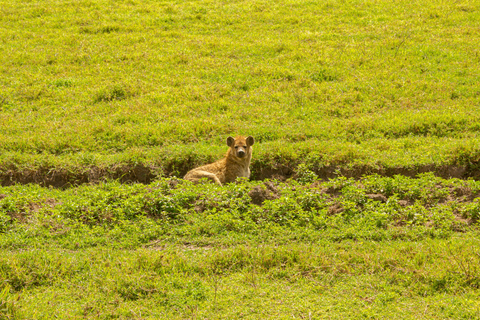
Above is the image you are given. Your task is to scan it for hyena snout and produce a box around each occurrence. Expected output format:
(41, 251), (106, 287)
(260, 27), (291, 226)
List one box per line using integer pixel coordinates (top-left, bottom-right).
(237, 148), (246, 158)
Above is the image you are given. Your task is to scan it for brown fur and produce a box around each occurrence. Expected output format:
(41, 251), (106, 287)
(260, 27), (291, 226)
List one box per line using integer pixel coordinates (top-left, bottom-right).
(184, 136), (255, 186)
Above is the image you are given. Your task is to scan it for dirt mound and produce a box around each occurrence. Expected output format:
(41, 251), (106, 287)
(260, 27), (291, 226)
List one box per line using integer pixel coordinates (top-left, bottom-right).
(248, 181), (280, 205)
(366, 194), (388, 203)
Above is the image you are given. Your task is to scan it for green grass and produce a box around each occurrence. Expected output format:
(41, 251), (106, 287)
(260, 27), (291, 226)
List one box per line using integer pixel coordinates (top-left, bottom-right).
(1, 175), (480, 318)
(1, 0), (480, 183)
(2, 240), (480, 319)
(2, 0), (480, 318)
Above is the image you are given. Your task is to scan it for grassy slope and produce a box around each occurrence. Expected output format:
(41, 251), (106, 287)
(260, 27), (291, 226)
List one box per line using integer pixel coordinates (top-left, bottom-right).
(1, 174), (480, 318)
(1, 0), (480, 184)
(1, 0), (480, 318)
(2, 239), (480, 319)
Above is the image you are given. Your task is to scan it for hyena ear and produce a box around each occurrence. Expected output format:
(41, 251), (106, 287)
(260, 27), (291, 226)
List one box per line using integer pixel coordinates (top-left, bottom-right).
(226, 136), (235, 147)
(246, 136), (255, 146)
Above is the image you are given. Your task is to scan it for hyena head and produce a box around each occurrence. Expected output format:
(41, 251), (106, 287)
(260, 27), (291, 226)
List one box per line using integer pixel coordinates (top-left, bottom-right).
(227, 136), (255, 159)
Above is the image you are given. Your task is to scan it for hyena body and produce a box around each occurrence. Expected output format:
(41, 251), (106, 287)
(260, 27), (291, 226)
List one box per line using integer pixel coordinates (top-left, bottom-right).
(184, 136), (255, 186)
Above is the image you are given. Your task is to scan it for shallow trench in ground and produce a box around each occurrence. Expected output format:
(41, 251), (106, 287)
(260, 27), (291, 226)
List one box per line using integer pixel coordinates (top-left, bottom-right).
(0, 161), (477, 188)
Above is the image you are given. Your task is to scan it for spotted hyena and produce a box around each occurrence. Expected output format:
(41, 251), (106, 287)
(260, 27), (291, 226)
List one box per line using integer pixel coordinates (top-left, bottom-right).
(184, 136), (255, 186)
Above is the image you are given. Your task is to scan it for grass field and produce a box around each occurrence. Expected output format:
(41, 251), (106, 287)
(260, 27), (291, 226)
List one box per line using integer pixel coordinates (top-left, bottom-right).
(1, 0), (480, 184)
(1, 175), (480, 318)
(1, 0), (480, 318)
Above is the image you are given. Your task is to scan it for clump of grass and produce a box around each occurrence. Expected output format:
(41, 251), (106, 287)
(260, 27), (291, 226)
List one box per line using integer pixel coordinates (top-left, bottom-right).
(80, 25), (122, 34)
(0, 285), (20, 319)
(93, 85), (135, 103)
(51, 78), (74, 88)
(309, 68), (338, 82)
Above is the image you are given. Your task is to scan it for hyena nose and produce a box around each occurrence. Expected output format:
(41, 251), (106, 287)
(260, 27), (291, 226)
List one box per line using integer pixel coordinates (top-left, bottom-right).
(238, 149), (245, 157)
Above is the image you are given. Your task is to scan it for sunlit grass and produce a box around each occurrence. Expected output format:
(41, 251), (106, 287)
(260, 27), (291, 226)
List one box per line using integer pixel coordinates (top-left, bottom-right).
(1, 0), (480, 181)
(2, 0), (480, 318)
(1, 175), (480, 318)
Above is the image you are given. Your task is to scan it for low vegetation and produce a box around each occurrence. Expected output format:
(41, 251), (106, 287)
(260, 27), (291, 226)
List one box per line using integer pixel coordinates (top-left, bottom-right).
(1, 174), (480, 318)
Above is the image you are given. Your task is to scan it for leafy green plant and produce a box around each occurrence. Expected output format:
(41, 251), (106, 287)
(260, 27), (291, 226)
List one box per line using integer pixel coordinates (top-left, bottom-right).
(459, 199), (480, 223)
(295, 163), (318, 184)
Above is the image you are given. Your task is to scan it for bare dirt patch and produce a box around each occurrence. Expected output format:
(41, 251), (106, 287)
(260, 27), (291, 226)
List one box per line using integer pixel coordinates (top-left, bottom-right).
(248, 181), (280, 205)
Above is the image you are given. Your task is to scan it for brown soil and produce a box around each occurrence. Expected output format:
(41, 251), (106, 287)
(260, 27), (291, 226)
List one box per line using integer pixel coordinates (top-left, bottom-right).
(0, 162), (476, 188)
(366, 194), (388, 203)
(0, 164), (156, 188)
(248, 181), (281, 205)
